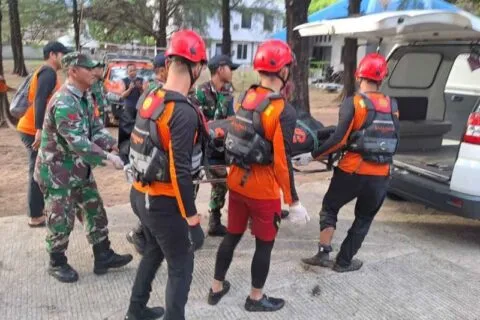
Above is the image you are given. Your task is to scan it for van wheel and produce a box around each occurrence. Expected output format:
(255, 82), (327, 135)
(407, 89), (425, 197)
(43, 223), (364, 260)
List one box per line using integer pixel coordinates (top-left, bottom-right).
(387, 192), (405, 201)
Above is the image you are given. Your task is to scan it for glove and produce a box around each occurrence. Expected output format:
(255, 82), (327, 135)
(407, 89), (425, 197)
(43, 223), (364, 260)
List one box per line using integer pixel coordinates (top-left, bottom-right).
(188, 224), (205, 251)
(107, 152), (124, 170)
(287, 202), (311, 225)
(124, 163), (134, 183)
(292, 152), (313, 166)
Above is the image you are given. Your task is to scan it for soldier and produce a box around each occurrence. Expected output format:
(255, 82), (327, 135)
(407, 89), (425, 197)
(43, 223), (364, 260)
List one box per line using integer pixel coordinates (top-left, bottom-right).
(190, 54), (239, 237)
(34, 52), (133, 283)
(90, 61), (108, 120)
(143, 53), (167, 92)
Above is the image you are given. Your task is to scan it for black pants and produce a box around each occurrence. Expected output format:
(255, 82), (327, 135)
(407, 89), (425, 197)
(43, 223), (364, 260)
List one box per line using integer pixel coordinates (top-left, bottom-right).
(118, 106), (137, 164)
(20, 133), (44, 218)
(320, 168), (389, 266)
(129, 188), (194, 320)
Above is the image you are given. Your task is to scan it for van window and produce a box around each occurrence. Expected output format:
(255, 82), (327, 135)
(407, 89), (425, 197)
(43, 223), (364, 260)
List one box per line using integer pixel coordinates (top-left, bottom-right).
(389, 53), (442, 89)
(445, 53), (480, 95)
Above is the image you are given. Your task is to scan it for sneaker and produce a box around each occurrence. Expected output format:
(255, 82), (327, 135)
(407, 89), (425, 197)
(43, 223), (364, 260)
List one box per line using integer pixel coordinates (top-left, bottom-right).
(244, 294), (285, 312)
(207, 280), (231, 305)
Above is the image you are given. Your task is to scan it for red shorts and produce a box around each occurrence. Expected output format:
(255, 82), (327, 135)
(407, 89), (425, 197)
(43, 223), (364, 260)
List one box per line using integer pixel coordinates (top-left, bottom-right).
(227, 191), (282, 241)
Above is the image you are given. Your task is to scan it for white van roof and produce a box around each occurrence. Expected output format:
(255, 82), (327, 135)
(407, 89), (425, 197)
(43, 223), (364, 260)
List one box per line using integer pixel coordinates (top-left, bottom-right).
(294, 10), (480, 42)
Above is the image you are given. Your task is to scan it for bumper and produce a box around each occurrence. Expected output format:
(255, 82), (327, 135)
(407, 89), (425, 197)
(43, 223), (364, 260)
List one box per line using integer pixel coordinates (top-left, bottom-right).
(389, 167), (480, 219)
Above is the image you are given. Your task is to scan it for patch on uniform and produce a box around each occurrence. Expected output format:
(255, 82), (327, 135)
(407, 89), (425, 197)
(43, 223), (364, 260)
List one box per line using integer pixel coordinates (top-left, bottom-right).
(359, 99), (367, 108)
(68, 113), (78, 121)
(143, 97), (153, 110)
(245, 91), (257, 104)
(156, 90), (166, 98)
(264, 105), (274, 116)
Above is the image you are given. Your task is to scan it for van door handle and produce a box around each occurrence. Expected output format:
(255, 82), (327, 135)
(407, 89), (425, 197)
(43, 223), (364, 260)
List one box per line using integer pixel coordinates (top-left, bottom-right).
(451, 95), (464, 102)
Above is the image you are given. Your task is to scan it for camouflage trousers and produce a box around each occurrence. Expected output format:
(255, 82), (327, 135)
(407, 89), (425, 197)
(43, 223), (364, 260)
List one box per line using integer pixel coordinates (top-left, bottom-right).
(43, 181), (109, 253)
(208, 166), (228, 212)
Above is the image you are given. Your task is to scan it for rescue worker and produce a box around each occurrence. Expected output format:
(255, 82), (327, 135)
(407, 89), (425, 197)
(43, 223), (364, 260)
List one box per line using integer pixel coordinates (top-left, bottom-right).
(17, 41), (71, 227)
(302, 53), (399, 272)
(207, 40), (310, 312)
(190, 54), (239, 236)
(34, 52), (133, 283)
(90, 61), (108, 120)
(126, 53), (168, 255)
(125, 30), (208, 320)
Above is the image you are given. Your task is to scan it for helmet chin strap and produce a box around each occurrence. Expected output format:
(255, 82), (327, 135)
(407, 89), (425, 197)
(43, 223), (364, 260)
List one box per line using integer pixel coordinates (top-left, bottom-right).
(276, 67), (291, 91)
(187, 64), (196, 89)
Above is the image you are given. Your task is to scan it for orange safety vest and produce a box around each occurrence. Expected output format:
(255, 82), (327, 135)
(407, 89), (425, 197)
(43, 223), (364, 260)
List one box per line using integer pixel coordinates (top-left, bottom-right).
(17, 66), (61, 136)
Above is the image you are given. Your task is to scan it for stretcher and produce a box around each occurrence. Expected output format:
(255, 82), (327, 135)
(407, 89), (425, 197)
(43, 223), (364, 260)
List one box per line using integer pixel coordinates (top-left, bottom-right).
(122, 111), (337, 185)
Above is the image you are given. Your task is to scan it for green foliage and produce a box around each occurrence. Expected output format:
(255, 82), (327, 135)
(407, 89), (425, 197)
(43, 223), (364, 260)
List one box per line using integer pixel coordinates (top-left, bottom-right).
(308, 0), (337, 14)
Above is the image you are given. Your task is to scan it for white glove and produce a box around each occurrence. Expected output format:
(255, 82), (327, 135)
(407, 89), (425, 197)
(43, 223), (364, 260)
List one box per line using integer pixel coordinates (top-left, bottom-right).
(107, 152), (124, 170)
(287, 202), (311, 225)
(124, 163), (134, 183)
(292, 152), (313, 166)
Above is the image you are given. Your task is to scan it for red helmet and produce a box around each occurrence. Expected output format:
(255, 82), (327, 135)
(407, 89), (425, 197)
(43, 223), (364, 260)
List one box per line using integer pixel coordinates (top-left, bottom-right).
(165, 29), (207, 63)
(253, 39), (294, 73)
(356, 53), (388, 81)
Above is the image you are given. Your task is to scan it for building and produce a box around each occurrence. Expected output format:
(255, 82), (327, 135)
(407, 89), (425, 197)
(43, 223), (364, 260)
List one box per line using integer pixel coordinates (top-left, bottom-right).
(166, 0), (284, 64)
(271, 0), (461, 73)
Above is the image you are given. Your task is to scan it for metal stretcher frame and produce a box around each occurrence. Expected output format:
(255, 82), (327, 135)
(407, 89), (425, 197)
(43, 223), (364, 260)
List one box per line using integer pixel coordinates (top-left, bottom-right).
(191, 154), (337, 185)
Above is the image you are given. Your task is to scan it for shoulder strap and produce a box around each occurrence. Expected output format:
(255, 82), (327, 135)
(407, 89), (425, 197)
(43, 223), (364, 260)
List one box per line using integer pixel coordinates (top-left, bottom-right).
(356, 92), (376, 130)
(252, 93), (283, 137)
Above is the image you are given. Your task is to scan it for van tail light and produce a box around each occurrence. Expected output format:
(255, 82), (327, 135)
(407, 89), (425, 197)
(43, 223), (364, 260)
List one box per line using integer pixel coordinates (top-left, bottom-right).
(463, 112), (480, 144)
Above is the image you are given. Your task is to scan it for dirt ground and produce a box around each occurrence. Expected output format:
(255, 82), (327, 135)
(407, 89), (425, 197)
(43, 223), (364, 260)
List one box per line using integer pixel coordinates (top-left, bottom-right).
(0, 60), (341, 218)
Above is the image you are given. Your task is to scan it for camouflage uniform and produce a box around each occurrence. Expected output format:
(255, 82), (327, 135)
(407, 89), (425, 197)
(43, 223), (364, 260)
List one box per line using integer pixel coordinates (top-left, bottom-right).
(190, 81), (234, 214)
(34, 56), (116, 254)
(90, 80), (108, 119)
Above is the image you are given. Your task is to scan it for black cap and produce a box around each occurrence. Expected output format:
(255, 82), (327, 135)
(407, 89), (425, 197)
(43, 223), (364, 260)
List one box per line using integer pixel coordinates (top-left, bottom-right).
(154, 53), (167, 68)
(43, 41), (72, 57)
(208, 54), (240, 71)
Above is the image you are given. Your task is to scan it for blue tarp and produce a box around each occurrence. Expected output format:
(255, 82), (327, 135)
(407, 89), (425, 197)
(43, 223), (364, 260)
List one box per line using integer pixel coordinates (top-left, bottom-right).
(271, 0), (459, 41)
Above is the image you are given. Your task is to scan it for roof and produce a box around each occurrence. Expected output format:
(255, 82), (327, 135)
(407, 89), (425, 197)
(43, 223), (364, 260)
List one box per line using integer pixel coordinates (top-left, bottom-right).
(294, 9), (480, 42)
(270, 0), (459, 41)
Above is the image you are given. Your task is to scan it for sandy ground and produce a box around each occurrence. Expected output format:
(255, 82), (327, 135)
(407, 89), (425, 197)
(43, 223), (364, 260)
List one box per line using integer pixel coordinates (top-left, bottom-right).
(0, 58), (341, 218)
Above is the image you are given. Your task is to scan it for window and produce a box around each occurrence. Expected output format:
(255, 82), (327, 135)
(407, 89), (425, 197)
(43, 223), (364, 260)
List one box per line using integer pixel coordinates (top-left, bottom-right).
(215, 44), (222, 55)
(237, 44), (248, 60)
(219, 13), (223, 27)
(263, 14), (274, 32)
(389, 53), (442, 89)
(446, 53), (480, 93)
(241, 12), (252, 29)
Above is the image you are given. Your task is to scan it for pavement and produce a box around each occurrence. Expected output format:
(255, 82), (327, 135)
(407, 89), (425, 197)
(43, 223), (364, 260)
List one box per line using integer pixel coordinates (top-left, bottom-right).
(1, 181), (480, 320)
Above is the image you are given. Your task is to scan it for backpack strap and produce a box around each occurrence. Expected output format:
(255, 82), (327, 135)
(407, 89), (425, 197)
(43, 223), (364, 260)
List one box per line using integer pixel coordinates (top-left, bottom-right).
(252, 93), (283, 137)
(356, 92), (377, 130)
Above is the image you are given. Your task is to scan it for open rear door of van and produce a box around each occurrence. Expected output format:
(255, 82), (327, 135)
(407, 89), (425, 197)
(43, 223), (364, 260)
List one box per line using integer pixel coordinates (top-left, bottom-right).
(294, 9), (480, 42)
(296, 10), (480, 219)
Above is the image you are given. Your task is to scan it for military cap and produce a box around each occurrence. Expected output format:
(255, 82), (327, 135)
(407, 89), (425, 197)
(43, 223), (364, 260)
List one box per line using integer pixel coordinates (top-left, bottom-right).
(62, 52), (98, 69)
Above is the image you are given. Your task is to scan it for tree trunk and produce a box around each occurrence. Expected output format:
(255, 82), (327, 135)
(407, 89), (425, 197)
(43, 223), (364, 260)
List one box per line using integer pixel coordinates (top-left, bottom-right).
(342, 0), (361, 97)
(0, 0), (4, 76)
(286, 0), (311, 114)
(8, 0), (27, 76)
(72, 0), (80, 50)
(221, 0), (231, 55)
(156, 0), (168, 48)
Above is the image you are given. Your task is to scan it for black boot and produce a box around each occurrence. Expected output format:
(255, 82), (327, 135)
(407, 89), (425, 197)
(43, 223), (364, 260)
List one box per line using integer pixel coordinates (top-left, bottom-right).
(301, 244), (333, 267)
(208, 209), (227, 237)
(125, 303), (165, 320)
(48, 252), (79, 283)
(126, 227), (146, 255)
(332, 258), (363, 273)
(93, 239), (133, 275)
